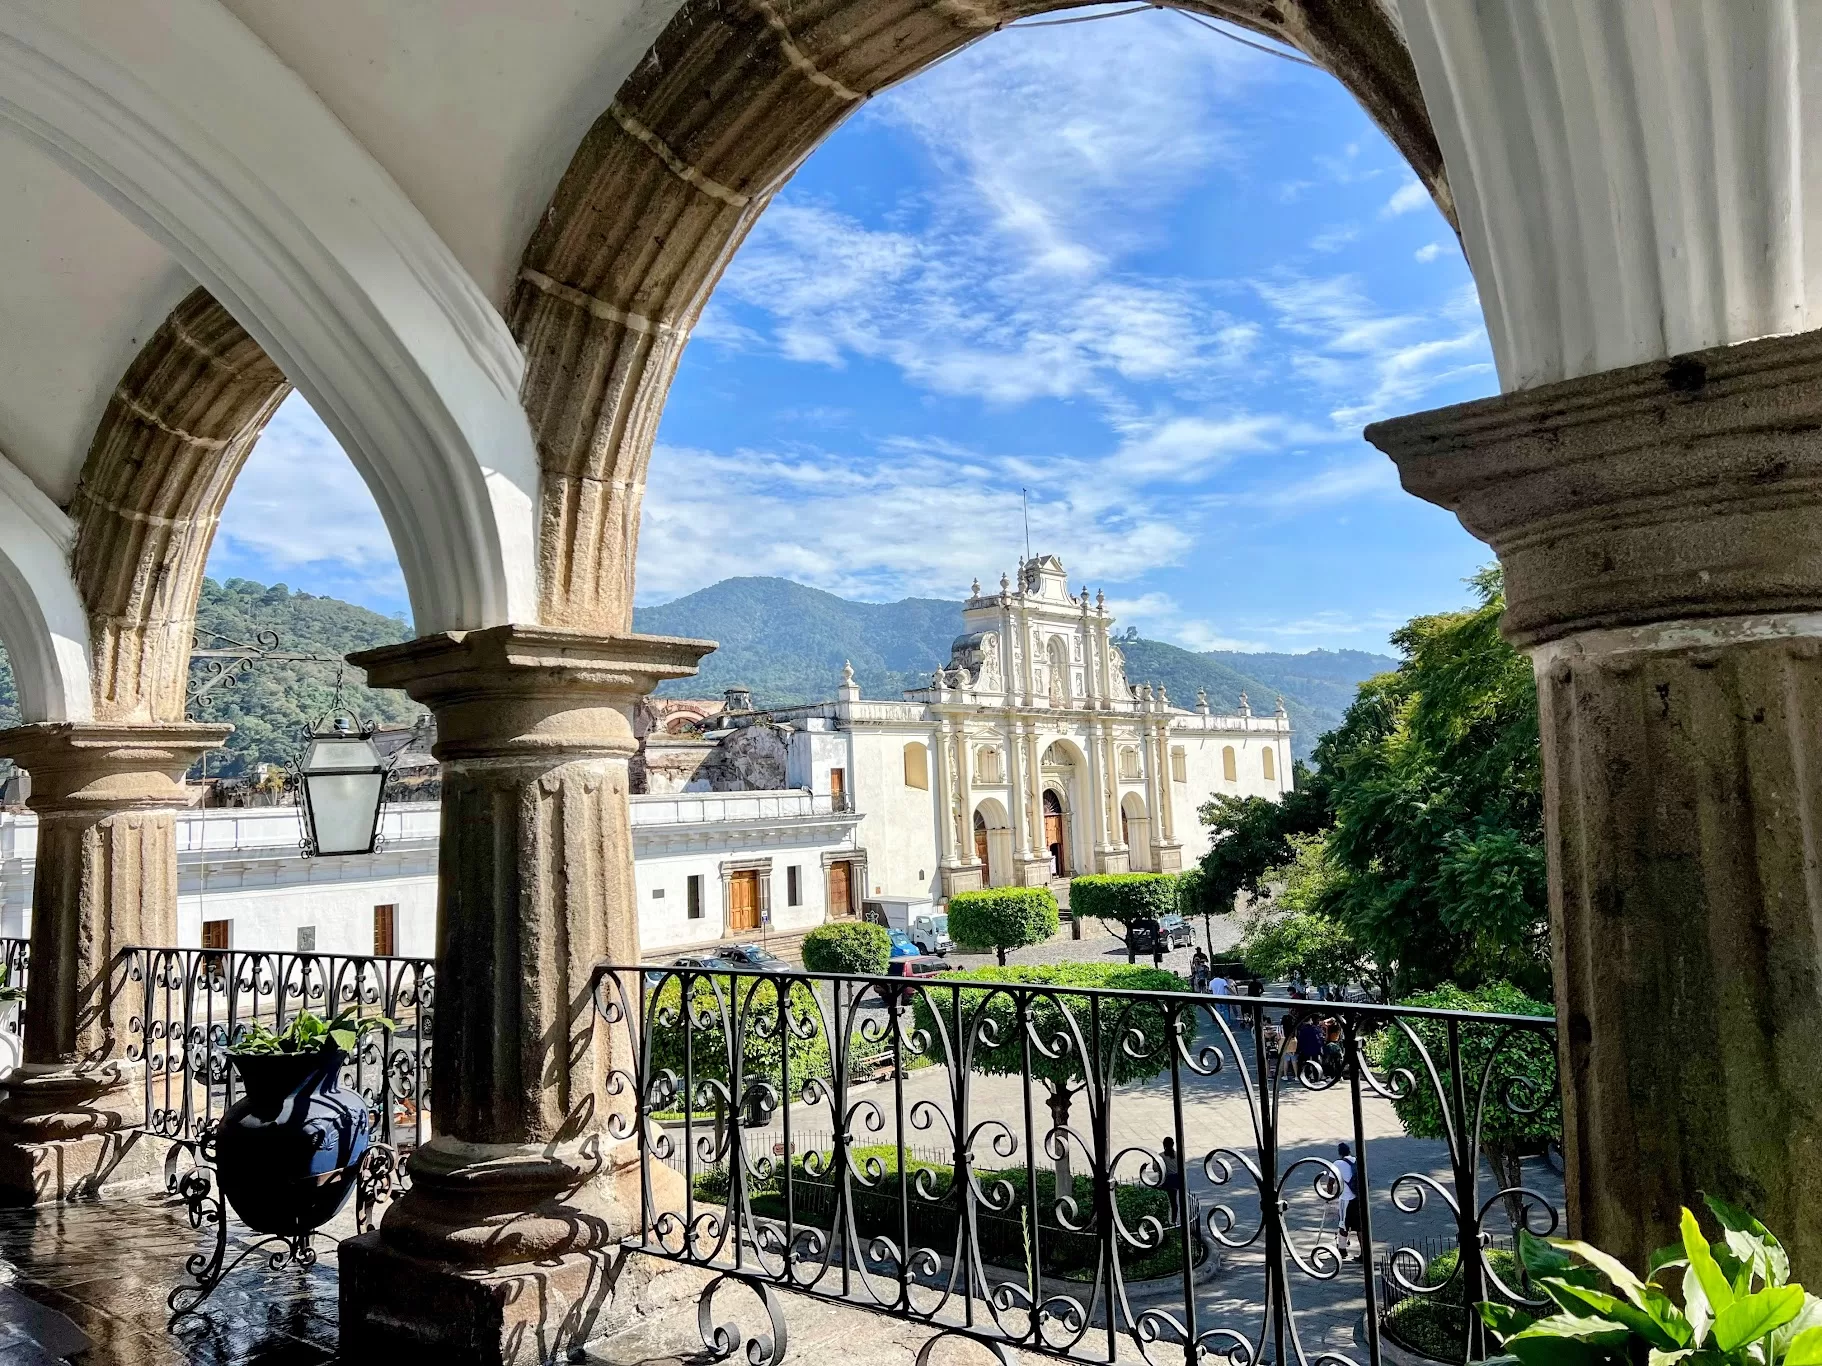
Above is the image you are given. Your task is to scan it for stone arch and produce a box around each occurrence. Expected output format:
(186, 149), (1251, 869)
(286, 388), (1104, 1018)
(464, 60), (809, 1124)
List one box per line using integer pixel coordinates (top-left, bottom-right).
(973, 797), (1012, 888)
(0, 3), (541, 672)
(70, 292), (289, 723)
(1121, 791), (1152, 872)
(510, 0), (1452, 632)
(0, 453), (92, 724)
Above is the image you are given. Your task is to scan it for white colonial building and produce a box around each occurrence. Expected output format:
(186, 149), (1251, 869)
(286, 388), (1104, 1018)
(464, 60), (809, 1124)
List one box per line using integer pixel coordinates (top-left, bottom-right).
(0, 554), (1287, 957)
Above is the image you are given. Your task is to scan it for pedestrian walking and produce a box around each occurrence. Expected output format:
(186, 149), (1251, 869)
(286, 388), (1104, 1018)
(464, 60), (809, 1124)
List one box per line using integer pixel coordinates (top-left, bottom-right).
(1160, 1137), (1183, 1224)
(1190, 949), (1210, 993)
(1334, 1142), (1364, 1260)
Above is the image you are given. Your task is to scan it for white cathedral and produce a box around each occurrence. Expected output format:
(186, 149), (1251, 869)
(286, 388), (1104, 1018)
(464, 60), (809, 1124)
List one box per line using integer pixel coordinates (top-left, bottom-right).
(1, 554), (1293, 959)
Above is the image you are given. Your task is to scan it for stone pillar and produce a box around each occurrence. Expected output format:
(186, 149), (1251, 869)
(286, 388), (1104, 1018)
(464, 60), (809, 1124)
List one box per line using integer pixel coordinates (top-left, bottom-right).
(336, 625), (710, 1364)
(1004, 714), (1029, 862)
(1368, 328), (1822, 1278)
(0, 722), (226, 1199)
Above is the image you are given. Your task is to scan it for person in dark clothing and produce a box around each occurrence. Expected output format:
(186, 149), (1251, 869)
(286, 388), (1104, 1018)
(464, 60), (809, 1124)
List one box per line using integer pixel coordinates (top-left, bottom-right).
(1160, 1137), (1183, 1223)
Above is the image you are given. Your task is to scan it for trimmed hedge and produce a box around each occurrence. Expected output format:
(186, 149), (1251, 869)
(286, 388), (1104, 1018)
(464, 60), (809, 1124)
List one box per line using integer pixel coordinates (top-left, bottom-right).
(1070, 873), (1181, 959)
(946, 887), (1059, 965)
(800, 920), (890, 975)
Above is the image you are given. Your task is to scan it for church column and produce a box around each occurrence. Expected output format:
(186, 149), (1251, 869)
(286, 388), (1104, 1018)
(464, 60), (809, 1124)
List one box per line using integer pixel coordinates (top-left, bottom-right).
(1084, 718), (1108, 859)
(337, 625), (710, 1359)
(953, 721), (978, 879)
(1004, 714), (1029, 863)
(1370, 329), (1822, 1278)
(932, 714), (960, 890)
(0, 722), (226, 1199)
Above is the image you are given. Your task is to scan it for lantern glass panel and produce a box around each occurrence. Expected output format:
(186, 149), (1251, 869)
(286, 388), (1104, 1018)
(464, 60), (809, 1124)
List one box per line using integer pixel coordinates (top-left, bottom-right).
(301, 734), (384, 856)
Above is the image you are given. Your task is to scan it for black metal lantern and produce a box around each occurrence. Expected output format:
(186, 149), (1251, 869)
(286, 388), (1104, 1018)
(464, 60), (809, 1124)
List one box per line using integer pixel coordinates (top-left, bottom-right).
(296, 712), (387, 857)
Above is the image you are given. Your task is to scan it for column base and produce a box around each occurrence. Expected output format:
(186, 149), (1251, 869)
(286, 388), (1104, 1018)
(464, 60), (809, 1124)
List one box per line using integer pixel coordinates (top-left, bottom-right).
(1093, 846), (1130, 874)
(938, 863), (983, 897)
(1149, 842), (1183, 873)
(1014, 857), (1054, 887)
(340, 1232), (636, 1365)
(0, 1128), (173, 1205)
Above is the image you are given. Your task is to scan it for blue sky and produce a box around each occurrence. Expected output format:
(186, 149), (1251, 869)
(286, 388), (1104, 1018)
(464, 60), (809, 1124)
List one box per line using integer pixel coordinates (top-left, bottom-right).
(208, 9), (1498, 653)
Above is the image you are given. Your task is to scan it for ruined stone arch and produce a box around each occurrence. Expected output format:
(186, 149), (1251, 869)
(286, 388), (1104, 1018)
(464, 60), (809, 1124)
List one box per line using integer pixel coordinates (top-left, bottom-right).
(509, 0), (1452, 632)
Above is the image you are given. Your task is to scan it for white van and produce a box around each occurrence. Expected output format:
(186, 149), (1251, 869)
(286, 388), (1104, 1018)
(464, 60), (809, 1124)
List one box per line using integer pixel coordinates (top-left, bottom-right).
(861, 897), (953, 956)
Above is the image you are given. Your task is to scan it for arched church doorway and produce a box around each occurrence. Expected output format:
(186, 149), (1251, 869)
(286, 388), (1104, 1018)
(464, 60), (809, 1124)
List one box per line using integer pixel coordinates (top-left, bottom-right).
(1121, 792), (1151, 872)
(974, 799), (1013, 887)
(1043, 789), (1068, 878)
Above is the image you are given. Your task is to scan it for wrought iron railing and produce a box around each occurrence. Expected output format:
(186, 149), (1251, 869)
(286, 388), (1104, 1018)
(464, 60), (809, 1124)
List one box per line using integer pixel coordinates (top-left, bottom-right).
(120, 946), (433, 1150)
(592, 963), (1562, 1366)
(0, 936), (25, 1039)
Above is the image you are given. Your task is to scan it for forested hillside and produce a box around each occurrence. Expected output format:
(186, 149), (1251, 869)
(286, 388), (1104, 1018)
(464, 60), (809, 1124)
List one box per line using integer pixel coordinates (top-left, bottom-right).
(0, 575), (1395, 769)
(0, 578), (420, 775)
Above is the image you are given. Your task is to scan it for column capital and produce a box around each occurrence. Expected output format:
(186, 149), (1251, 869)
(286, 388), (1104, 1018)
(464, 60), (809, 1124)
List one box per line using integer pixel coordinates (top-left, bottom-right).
(1368, 327), (1822, 648)
(0, 721), (228, 814)
(349, 625), (713, 762)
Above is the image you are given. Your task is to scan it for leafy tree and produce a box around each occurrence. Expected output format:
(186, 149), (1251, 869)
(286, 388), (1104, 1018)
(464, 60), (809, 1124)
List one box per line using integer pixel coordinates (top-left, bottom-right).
(1194, 764), (1333, 917)
(1318, 567), (1548, 996)
(947, 888), (1058, 965)
(1069, 873), (1179, 962)
(800, 921), (890, 975)
(1367, 981), (1557, 1232)
(909, 963), (1185, 1185)
(1237, 834), (1379, 993)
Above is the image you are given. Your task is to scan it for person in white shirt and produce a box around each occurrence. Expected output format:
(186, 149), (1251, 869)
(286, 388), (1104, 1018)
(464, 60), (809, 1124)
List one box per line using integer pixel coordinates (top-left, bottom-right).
(1334, 1141), (1363, 1260)
(1208, 974), (1231, 1026)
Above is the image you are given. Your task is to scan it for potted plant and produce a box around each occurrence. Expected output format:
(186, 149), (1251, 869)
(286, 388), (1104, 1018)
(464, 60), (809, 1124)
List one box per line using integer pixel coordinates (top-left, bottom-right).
(215, 1007), (393, 1235)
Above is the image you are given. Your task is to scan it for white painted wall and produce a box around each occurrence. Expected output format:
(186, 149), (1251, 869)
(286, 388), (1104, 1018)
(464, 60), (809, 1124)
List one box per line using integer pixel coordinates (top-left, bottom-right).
(846, 724), (942, 901)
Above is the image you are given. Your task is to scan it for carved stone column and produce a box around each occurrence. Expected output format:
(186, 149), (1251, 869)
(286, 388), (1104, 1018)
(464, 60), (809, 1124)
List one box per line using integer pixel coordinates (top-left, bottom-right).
(0, 722), (225, 1199)
(1368, 328), (1822, 1278)
(336, 625), (710, 1364)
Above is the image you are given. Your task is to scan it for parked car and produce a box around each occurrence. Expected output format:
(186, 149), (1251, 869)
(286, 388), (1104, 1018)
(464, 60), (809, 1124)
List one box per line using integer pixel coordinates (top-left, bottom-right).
(884, 954), (955, 1003)
(718, 943), (791, 973)
(887, 929), (921, 959)
(1157, 913), (1194, 950)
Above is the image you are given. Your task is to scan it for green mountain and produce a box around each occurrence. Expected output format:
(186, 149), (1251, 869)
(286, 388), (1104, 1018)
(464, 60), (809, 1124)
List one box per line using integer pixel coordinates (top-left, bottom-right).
(0, 578), (421, 776)
(634, 577), (1395, 760)
(0, 575), (1397, 769)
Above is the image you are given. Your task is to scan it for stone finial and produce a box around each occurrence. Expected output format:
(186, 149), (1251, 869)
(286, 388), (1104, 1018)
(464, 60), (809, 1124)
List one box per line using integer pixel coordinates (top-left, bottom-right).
(1275, 694), (1287, 716)
(837, 659), (861, 703)
(971, 577), (981, 597)
(841, 660), (854, 685)
(999, 571), (1010, 593)
(1157, 684), (1170, 706)
(1196, 688), (1210, 715)
(1095, 588), (1105, 611)
(1238, 691), (1252, 717)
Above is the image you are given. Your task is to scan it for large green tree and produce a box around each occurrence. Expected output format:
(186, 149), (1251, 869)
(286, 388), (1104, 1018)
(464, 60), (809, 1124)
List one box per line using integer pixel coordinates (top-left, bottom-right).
(1316, 568), (1548, 996)
(1199, 567), (1548, 998)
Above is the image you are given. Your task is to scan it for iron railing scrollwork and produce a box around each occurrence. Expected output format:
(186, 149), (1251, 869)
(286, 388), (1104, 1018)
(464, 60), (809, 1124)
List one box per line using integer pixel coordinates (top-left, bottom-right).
(593, 962), (1562, 1366)
(121, 946), (433, 1152)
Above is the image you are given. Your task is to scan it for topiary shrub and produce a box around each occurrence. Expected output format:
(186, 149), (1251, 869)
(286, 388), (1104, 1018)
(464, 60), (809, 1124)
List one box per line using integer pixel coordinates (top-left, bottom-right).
(946, 887), (1059, 965)
(801, 920), (890, 975)
(1069, 873), (1181, 961)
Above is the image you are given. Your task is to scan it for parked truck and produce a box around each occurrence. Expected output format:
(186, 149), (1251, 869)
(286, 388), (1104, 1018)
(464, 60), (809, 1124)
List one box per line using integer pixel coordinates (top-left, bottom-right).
(860, 896), (953, 956)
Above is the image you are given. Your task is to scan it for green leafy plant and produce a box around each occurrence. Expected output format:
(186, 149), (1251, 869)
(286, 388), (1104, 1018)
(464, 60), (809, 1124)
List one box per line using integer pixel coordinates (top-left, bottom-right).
(1068, 873), (1179, 962)
(946, 888), (1059, 965)
(0, 964), (25, 1005)
(228, 1007), (396, 1056)
(1482, 1200), (1822, 1366)
(800, 921), (890, 975)
(1368, 981), (1557, 1231)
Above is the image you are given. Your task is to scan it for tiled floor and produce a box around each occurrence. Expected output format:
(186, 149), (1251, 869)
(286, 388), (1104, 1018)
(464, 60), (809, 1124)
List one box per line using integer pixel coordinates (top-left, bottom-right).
(0, 1193), (345, 1364)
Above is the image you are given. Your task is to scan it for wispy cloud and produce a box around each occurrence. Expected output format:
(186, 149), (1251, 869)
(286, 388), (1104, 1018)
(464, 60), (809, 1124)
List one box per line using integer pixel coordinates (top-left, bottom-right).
(1252, 273), (1494, 426)
(1381, 177), (1431, 217)
(1414, 241), (1446, 263)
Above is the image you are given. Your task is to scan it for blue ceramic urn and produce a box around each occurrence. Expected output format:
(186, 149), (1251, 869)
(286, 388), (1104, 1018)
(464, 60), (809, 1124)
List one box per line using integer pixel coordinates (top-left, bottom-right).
(216, 1047), (371, 1235)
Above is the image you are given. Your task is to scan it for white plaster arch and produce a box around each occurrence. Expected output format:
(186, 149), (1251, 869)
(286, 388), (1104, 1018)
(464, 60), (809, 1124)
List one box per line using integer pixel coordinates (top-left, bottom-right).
(0, 0), (540, 634)
(1120, 791), (1152, 873)
(0, 452), (91, 724)
(1396, 0), (1819, 391)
